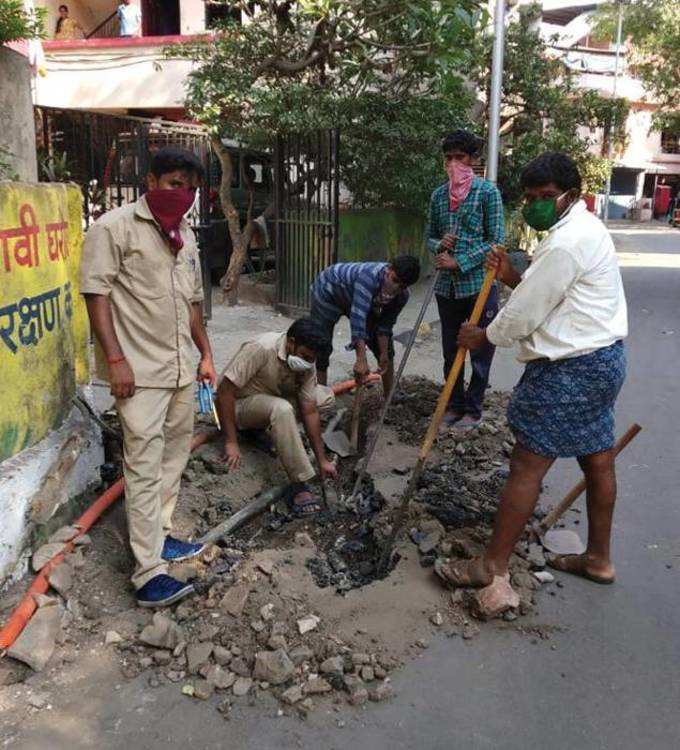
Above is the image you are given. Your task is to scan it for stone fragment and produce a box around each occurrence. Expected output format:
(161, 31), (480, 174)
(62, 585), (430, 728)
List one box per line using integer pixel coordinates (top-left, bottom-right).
(304, 677), (332, 695)
(281, 685), (304, 705)
(348, 687), (369, 706)
(27, 693), (48, 709)
(251, 620), (266, 633)
(229, 657), (252, 677)
(201, 544), (222, 564)
(139, 657), (153, 669)
(298, 698), (314, 716)
(294, 532), (314, 548)
(105, 630), (123, 646)
(220, 582), (251, 617)
(360, 666), (375, 682)
(471, 575), (520, 621)
(320, 656), (344, 674)
(193, 678), (215, 700)
(8, 601), (63, 671)
(260, 603), (275, 622)
(526, 543), (546, 570)
(173, 642), (187, 658)
(232, 677), (252, 697)
(205, 665), (236, 690)
(47, 562), (73, 597)
(253, 649), (295, 685)
(256, 558), (275, 576)
(369, 682), (394, 702)
(533, 571), (555, 584)
(297, 614), (320, 635)
(289, 645), (314, 666)
(213, 646), (232, 666)
(172, 561), (203, 583)
(181, 684), (195, 697)
(139, 613), (185, 650)
(186, 642), (213, 674)
(462, 622), (480, 640)
(153, 650), (172, 665)
(430, 612), (444, 627)
(268, 635), (288, 651)
(166, 670), (183, 682)
(0, 660), (30, 686)
(418, 533), (441, 555)
(197, 623), (220, 642)
(48, 526), (80, 544)
(31, 543), (66, 572)
(511, 571), (540, 592)
(351, 652), (370, 666)
(374, 666), (387, 680)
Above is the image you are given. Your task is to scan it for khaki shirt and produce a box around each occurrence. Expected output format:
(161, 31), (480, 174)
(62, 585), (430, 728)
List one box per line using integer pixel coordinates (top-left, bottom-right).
(80, 197), (204, 388)
(221, 332), (318, 403)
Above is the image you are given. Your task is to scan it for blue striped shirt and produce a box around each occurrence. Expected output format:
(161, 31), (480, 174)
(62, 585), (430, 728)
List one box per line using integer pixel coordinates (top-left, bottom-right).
(311, 262), (409, 345)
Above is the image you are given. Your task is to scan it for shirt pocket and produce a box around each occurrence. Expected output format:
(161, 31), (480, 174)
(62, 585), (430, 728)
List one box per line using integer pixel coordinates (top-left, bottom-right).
(173, 256), (199, 303)
(459, 201), (483, 235)
(125, 247), (169, 300)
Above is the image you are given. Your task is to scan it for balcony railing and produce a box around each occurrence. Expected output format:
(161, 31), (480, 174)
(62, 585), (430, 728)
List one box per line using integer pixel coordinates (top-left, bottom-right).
(85, 11), (119, 40)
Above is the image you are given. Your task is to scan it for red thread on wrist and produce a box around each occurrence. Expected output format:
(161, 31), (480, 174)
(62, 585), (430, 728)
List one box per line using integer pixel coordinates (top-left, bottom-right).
(108, 355), (126, 365)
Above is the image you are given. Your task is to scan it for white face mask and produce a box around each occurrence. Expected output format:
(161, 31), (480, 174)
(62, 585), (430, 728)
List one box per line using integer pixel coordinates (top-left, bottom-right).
(287, 354), (314, 372)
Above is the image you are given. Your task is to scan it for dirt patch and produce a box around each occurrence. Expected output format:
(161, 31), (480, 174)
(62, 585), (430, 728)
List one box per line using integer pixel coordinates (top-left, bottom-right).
(0, 377), (562, 724)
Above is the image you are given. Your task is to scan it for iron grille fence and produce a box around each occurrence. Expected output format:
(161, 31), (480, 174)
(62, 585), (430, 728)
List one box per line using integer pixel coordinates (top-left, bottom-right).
(274, 129), (340, 315)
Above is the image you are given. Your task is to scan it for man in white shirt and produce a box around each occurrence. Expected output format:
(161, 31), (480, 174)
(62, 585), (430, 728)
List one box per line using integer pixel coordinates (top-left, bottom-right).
(118, 0), (141, 37)
(435, 152), (627, 603)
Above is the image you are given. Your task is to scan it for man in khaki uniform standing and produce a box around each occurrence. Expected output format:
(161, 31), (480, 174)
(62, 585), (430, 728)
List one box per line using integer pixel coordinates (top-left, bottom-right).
(81, 148), (216, 607)
(216, 318), (338, 514)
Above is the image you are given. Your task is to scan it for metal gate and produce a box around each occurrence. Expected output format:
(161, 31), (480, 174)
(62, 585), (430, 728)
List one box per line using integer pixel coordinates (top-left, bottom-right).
(35, 106), (216, 317)
(274, 130), (339, 315)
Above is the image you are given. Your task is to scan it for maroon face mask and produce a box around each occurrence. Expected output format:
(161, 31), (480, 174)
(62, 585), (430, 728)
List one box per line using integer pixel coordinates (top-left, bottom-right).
(144, 187), (196, 251)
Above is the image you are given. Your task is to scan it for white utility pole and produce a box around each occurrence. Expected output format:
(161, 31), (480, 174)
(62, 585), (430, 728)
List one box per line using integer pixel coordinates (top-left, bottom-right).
(602, 0), (625, 225)
(486, 0), (506, 184)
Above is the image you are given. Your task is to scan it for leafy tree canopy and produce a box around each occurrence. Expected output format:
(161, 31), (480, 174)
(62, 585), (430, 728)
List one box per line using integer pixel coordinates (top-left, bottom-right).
(0, 0), (45, 44)
(593, 0), (680, 135)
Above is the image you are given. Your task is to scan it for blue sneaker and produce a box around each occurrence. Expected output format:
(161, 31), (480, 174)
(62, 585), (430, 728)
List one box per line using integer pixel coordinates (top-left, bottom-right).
(161, 535), (205, 562)
(136, 574), (194, 608)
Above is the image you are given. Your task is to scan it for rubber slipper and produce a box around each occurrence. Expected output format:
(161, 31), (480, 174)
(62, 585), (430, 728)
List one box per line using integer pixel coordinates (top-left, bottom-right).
(288, 491), (322, 516)
(434, 558), (492, 588)
(547, 554), (615, 585)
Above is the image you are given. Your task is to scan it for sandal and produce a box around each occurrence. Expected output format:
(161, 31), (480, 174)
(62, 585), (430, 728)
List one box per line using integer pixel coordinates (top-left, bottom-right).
(286, 484), (322, 516)
(434, 557), (493, 589)
(547, 554), (615, 585)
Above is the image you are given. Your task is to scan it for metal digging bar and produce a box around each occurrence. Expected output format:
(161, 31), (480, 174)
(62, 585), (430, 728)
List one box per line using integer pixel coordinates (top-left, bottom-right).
(349, 270), (441, 503)
(377, 268), (497, 575)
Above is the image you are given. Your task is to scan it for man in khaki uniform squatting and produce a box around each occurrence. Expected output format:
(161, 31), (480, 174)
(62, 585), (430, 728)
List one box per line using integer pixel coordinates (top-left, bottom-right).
(81, 147), (216, 608)
(216, 318), (338, 514)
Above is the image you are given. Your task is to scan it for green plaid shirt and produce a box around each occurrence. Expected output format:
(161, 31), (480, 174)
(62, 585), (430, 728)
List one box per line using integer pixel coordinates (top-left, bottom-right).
(425, 176), (505, 298)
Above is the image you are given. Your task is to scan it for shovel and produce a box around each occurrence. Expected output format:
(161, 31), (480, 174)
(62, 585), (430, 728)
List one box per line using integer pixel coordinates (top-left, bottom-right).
(322, 408), (352, 457)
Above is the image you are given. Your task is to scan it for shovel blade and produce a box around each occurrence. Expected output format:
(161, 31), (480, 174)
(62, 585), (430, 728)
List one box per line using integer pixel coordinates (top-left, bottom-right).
(322, 430), (355, 458)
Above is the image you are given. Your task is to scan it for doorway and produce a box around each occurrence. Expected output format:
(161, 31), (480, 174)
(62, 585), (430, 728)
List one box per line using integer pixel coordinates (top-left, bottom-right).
(142, 0), (180, 36)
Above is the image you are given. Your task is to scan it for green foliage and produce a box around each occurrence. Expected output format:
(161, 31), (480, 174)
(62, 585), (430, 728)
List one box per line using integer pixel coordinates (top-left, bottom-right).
(0, 144), (19, 181)
(38, 150), (72, 182)
(178, 0), (486, 210)
(594, 1), (680, 135)
(474, 3), (629, 204)
(0, 0), (45, 43)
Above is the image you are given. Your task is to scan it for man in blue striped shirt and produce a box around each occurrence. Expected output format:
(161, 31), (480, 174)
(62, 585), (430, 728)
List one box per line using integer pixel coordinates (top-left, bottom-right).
(425, 130), (505, 429)
(310, 256), (421, 395)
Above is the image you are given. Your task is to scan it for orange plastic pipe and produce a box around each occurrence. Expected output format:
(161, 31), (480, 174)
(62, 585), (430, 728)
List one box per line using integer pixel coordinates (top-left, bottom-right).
(0, 431), (213, 652)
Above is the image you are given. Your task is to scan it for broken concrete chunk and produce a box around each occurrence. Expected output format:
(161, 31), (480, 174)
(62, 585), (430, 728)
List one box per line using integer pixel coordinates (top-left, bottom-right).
(351, 652), (370, 666)
(220, 582), (251, 617)
(8, 601), (64, 671)
(462, 622), (480, 640)
(289, 645), (314, 666)
(303, 677), (332, 695)
(348, 686), (369, 706)
(319, 656), (344, 674)
(105, 630), (123, 646)
(48, 562), (73, 597)
(205, 665), (236, 690)
(250, 620), (266, 633)
(533, 570), (555, 584)
(280, 685), (304, 705)
(193, 678), (214, 700)
(253, 649), (295, 685)
(360, 666), (375, 682)
(48, 525), (80, 544)
(139, 612), (185, 650)
(256, 557), (275, 576)
(229, 657), (252, 677)
(297, 614), (320, 635)
(260, 603), (275, 622)
(213, 646), (232, 666)
(526, 543), (547, 570)
(232, 677), (253, 697)
(31, 543), (67, 572)
(471, 575), (520, 621)
(369, 682), (394, 702)
(268, 635), (288, 651)
(430, 611), (444, 627)
(186, 642), (213, 674)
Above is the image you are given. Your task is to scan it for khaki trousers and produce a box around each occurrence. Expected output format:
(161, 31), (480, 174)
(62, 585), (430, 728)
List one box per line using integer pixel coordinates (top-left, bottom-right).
(116, 384), (194, 589)
(236, 395), (316, 483)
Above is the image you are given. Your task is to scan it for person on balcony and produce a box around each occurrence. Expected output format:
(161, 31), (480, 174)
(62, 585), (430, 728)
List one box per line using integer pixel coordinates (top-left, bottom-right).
(310, 256), (421, 398)
(80, 148), (217, 608)
(54, 5), (84, 40)
(118, 0), (142, 37)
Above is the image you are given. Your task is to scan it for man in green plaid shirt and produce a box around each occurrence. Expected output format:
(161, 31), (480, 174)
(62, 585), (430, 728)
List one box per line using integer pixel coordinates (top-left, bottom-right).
(425, 129), (505, 428)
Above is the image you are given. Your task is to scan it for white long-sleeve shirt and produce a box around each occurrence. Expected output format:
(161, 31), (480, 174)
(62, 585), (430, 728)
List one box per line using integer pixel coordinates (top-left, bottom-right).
(486, 200), (627, 362)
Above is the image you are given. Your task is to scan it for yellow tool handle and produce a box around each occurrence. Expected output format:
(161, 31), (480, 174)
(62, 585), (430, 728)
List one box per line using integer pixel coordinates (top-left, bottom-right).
(418, 267), (497, 461)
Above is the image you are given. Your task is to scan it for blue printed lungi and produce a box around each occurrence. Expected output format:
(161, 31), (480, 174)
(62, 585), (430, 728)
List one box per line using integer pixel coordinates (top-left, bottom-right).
(507, 341), (626, 458)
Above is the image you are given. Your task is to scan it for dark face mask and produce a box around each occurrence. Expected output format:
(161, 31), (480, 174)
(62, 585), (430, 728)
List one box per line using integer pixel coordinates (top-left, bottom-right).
(522, 191), (571, 232)
(145, 187), (196, 250)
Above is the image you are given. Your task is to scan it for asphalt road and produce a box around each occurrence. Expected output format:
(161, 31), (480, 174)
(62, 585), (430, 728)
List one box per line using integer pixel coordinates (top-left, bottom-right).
(5, 223), (680, 750)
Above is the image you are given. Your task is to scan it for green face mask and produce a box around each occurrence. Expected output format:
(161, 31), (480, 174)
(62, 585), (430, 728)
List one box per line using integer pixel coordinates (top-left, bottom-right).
(522, 191), (569, 231)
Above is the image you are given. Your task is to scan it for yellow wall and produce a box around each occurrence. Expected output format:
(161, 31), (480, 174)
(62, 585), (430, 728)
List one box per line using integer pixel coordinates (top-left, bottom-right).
(0, 182), (89, 462)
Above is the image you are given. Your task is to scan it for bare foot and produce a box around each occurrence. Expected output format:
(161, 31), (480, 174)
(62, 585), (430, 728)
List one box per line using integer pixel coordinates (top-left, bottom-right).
(434, 557), (493, 588)
(547, 553), (615, 584)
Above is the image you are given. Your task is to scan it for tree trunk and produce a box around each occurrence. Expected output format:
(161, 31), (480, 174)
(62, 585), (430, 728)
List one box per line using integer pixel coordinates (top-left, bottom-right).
(212, 138), (256, 305)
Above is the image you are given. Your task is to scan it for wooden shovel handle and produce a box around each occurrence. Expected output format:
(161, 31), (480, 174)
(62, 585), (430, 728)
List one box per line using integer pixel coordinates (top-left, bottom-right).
(418, 267), (497, 461)
(538, 423), (642, 533)
(349, 384), (364, 452)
